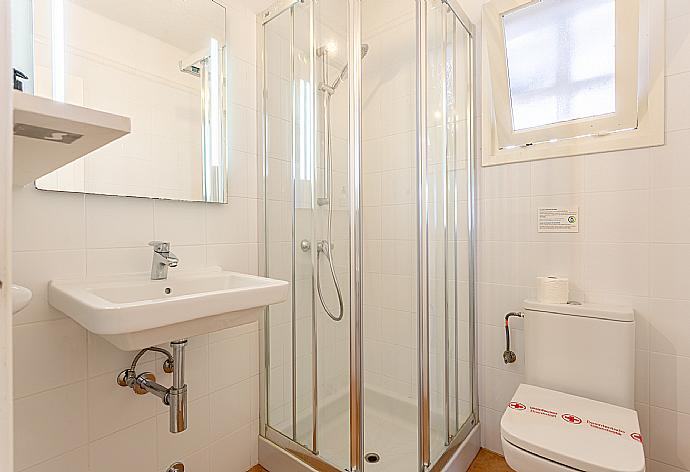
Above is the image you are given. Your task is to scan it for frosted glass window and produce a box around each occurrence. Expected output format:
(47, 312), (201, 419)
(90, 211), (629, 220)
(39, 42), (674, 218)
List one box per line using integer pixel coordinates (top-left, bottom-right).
(503, 0), (616, 131)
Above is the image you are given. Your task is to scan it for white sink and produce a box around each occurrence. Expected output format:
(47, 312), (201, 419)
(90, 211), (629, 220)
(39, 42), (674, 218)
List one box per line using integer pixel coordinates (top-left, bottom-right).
(48, 267), (288, 350)
(12, 284), (32, 315)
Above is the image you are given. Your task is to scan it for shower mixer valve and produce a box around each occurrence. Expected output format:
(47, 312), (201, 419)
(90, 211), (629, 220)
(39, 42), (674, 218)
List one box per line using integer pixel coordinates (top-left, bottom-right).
(117, 340), (188, 433)
(316, 240), (334, 253)
(299, 239), (334, 253)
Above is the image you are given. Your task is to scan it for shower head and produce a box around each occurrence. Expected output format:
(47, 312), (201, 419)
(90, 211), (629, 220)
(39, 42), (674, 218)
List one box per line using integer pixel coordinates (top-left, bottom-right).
(328, 43), (370, 91)
(317, 43), (369, 59)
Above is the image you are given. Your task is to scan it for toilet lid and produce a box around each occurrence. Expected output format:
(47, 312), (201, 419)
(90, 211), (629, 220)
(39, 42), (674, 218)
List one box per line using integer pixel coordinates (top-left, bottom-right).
(501, 384), (645, 472)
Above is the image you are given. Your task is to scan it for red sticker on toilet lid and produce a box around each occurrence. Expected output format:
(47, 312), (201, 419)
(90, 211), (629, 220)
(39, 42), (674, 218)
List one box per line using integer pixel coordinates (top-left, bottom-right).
(562, 414), (583, 424)
(502, 385), (645, 472)
(509, 402), (526, 410)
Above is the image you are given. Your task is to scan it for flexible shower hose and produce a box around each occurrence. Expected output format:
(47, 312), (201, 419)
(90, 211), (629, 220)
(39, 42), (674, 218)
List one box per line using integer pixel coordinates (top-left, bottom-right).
(316, 91), (344, 322)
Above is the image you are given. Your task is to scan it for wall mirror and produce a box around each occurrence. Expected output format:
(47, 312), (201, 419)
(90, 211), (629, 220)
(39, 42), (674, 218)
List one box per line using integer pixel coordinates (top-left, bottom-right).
(12, 0), (228, 203)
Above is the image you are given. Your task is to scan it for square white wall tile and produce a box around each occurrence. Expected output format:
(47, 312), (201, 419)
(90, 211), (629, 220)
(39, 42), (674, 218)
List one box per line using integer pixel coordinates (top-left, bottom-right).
(154, 200), (207, 246)
(85, 247), (152, 277)
(649, 299), (690, 357)
(636, 350), (650, 405)
(666, 72), (690, 132)
(480, 162), (531, 199)
(651, 130), (690, 189)
(584, 148), (650, 192)
(182, 447), (211, 472)
(479, 407), (504, 455)
(651, 188), (690, 244)
(19, 447), (88, 472)
(87, 361), (158, 440)
(209, 332), (259, 392)
(479, 197), (531, 242)
(14, 382), (88, 470)
(582, 243), (650, 296)
(650, 407), (690, 469)
(210, 378), (253, 440)
(650, 244), (690, 300)
(13, 319), (87, 398)
(206, 243), (252, 274)
(13, 187), (85, 251)
(209, 424), (255, 472)
(89, 419), (157, 472)
(584, 191), (650, 243)
(650, 352), (690, 415)
(666, 13), (690, 76)
(12, 250), (85, 325)
(85, 195), (154, 249)
(531, 156), (584, 196)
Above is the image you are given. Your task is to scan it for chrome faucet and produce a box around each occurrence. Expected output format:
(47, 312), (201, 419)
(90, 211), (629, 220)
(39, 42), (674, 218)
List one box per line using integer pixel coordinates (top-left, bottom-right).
(149, 241), (178, 280)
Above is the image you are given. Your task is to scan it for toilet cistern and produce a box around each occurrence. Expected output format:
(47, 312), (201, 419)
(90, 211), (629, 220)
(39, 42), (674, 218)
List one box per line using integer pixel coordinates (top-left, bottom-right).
(500, 300), (641, 472)
(149, 241), (179, 280)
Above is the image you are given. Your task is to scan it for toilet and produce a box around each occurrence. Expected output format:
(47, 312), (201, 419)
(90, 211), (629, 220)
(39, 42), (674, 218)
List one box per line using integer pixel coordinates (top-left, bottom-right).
(500, 301), (645, 472)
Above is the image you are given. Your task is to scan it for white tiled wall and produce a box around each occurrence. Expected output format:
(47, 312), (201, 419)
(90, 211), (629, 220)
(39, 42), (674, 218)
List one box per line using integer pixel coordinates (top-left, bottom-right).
(10, 2), (261, 471)
(361, 0), (419, 403)
(472, 2), (690, 471)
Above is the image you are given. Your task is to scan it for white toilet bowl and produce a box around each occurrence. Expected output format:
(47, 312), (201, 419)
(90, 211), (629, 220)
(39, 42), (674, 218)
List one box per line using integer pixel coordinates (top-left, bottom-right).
(501, 384), (645, 472)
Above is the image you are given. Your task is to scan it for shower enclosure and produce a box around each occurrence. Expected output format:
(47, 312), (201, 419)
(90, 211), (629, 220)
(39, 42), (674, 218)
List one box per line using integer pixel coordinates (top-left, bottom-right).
(259, 0), (476, 470)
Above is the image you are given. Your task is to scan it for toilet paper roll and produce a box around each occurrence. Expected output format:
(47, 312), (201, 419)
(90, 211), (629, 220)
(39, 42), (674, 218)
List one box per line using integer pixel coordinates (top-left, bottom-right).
(536, 276), (569, 304)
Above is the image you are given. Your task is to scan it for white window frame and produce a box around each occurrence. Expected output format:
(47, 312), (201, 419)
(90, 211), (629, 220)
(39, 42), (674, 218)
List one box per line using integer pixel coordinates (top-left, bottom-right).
(482, 0), (665, 166)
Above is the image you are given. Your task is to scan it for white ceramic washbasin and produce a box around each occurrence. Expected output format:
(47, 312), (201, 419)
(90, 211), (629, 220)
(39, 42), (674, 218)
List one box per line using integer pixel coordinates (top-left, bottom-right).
(12, 284), (32, 315)
(48, 267), (288, 350)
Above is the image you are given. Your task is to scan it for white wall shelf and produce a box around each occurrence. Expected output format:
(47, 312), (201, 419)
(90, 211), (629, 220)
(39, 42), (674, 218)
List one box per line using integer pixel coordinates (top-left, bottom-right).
(12, 90), (131, 186)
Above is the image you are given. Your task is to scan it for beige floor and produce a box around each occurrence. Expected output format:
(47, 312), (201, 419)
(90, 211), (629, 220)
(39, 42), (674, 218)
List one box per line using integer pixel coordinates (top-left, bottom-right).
(467, 449), (515, 472)
(250, 448), (514, 472)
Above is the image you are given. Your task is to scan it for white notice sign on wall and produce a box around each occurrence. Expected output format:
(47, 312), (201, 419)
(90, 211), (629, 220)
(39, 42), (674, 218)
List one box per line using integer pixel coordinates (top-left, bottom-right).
(538, 207), (579, 233)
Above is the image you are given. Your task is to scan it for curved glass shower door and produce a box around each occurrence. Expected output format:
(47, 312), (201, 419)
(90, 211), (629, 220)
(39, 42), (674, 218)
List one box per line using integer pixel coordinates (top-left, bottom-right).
(262, 1), (352, 470)
(359, 0), (420, 469)
(260, 1), (476, 471)
(426, 0), (475, 464)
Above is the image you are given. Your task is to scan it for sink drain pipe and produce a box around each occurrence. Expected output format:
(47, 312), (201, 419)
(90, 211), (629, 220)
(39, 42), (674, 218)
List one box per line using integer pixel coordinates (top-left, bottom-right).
(116, 339), (188, 433)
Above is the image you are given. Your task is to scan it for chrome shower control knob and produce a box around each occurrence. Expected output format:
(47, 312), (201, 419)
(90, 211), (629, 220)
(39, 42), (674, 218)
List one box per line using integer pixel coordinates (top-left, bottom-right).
(300, 240), (311, 252)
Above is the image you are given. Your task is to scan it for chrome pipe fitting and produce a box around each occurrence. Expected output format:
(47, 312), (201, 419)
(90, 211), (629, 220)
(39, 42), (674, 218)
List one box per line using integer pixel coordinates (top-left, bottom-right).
(300, 239), (312, 253)
(117, 339), (189, 433)
(169, 340), (188, 433)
